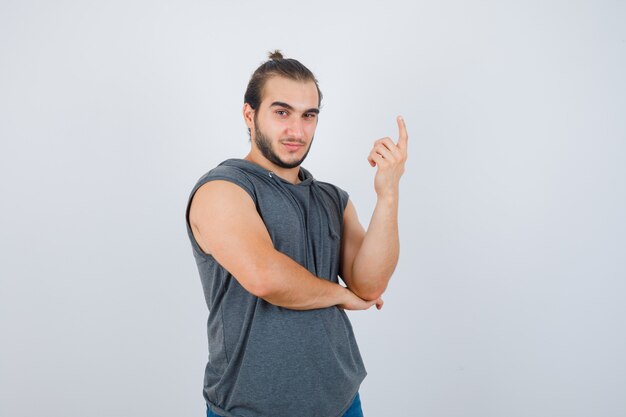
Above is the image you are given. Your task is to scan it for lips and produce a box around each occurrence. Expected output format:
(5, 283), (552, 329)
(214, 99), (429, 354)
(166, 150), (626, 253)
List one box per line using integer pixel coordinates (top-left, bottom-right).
(282, 142), (305, 151)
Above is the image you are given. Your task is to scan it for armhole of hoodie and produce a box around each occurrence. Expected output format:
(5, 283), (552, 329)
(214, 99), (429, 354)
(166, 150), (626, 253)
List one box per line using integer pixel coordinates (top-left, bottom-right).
(337, 187), (350, 212)
(185, 168), (257, 258)
(336, 187), (350, 233)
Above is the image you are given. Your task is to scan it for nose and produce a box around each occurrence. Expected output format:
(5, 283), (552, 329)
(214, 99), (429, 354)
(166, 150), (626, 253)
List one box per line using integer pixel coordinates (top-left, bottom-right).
(287, 117), (305, 141)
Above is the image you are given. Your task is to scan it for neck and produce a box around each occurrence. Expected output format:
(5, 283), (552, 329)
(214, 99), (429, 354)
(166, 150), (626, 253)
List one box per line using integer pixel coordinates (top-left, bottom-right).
(244, 151), (301, 184)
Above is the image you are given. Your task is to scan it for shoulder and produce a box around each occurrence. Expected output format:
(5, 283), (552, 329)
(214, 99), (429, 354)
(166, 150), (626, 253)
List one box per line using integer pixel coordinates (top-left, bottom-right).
(188, 178), (258, 233)
(191, 162), (256, 202)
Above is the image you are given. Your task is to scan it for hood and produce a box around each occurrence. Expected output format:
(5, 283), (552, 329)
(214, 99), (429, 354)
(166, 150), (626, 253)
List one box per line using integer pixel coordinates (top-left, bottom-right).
(218, 158), (314, 186)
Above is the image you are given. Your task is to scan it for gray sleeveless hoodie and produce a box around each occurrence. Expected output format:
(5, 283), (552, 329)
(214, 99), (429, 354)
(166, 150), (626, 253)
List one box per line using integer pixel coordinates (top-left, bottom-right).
(185, 159), (366, 417)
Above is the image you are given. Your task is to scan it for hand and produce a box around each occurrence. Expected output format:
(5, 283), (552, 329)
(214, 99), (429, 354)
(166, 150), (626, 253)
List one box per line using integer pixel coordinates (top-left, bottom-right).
(338, 287), (384, 311)
(367, 116), (408, 198)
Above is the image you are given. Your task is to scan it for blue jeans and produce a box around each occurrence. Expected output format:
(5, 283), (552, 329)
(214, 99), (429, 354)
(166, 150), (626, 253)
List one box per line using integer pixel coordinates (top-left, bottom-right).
(342, 392), (364, 417)
(206, 392), (363, 417)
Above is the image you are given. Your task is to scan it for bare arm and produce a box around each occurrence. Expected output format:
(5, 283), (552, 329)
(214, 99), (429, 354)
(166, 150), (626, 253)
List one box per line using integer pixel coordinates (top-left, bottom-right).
(189, 180), (381, 311)
(340, 116), (408, 300)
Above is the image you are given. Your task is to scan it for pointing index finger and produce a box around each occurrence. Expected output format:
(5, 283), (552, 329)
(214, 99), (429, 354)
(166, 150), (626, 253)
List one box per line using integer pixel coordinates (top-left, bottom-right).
(397, 115), (408, 151)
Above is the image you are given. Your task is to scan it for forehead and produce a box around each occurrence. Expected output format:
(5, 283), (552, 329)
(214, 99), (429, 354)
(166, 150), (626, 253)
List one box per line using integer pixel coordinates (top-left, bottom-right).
(260, 76), (319, 110)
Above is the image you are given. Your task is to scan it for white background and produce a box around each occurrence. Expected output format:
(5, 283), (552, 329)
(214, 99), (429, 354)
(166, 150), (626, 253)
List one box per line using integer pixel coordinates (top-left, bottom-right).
(1, 1), (625, 416)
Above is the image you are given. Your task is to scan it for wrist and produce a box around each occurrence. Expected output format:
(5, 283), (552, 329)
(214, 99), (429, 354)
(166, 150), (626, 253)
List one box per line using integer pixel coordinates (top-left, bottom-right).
(375, 189), (399, 204)
(334, 285), (351, 306)
(375, 181), (399, 196)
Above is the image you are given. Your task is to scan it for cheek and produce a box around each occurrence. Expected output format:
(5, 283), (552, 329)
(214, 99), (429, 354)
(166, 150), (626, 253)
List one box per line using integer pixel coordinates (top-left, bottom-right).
(264, 117), (286, 133)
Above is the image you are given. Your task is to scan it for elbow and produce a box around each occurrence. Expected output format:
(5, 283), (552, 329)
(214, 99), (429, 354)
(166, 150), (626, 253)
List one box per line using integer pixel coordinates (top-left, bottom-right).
(352, 283), (387, 301)
(347, 269), (391, 301)
(349, 262), (395, 301)
(237, 258), (279, 299)
(245, 270), (281, 300)
(361, 290), (386, 302)
(248, 280), (272, 299)
(242, 249), (307, 302)
(251, 277), (282, 300)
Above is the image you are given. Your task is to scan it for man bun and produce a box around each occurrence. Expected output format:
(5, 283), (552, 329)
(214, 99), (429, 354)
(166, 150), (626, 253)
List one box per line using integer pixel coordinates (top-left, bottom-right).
(268, 50), (284, 60)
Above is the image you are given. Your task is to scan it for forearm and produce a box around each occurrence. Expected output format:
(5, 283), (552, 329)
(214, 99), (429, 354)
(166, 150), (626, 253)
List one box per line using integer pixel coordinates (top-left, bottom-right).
(253, 249), (350, 310)
(350, 192), (400, 299)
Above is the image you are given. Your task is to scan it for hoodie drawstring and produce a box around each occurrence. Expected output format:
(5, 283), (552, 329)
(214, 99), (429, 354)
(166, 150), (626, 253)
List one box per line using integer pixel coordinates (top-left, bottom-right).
(268, 171), (314, 272)
(267, 171), (341, 276)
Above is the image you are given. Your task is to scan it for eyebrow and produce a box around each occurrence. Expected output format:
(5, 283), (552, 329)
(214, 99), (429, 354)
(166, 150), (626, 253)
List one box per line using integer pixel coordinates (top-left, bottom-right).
(269, 101), (320, 114)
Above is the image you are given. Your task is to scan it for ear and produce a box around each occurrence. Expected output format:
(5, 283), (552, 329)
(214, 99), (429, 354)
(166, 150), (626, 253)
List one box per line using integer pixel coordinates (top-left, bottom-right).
(243, 103), (255, 132)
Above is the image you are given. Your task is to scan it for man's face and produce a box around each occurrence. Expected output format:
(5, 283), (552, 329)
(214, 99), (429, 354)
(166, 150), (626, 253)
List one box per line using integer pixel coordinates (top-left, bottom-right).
(250, 76), (320, 169)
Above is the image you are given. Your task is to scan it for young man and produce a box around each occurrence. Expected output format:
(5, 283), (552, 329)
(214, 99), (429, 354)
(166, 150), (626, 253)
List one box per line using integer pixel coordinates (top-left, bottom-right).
(185, 51), (408, 417)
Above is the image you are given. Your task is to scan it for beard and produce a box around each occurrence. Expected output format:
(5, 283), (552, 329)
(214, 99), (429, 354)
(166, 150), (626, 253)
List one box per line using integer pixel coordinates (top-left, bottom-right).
(253, 118), (313, 169)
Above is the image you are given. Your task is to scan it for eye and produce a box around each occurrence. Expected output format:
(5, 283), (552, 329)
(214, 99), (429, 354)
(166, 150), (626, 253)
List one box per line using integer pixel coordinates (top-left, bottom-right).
(304, 113), (317, 119)
(275, 110), (288, 116)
